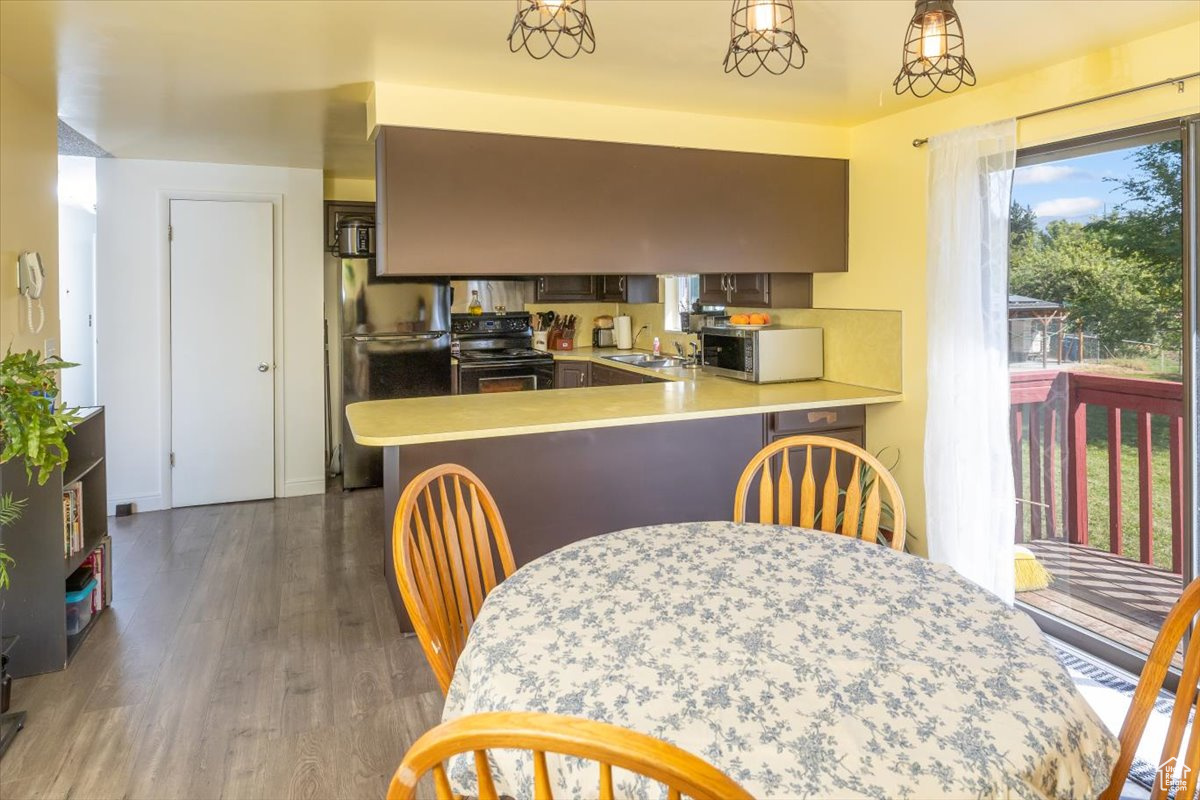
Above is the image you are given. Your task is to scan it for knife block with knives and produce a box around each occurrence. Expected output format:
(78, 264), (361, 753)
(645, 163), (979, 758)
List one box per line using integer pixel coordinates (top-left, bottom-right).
(545, 313), (576, 351)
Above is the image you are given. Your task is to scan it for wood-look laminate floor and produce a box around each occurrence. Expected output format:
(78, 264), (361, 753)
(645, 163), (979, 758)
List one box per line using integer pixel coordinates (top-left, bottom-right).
(0, 488), (444, 800)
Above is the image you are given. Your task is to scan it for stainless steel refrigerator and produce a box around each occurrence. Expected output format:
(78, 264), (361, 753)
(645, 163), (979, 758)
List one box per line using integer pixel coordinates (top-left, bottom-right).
(339, 261), (451, 489)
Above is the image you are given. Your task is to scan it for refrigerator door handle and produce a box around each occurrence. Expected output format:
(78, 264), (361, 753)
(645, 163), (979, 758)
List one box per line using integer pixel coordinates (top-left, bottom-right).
(349, 332), (448, 342)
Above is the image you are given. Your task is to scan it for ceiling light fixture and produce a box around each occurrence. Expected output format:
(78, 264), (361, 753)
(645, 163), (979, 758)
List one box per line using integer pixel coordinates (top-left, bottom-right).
(723, 0), (807, 77)
(507, 0), (595, 60)
(893, 0), (975, 97)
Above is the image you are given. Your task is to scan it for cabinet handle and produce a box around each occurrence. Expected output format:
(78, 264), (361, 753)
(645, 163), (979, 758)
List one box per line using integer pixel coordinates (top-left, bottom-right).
(729, 274), (737, 293)
(719, 274), (728, 292)
(618, 276), (625, 292)
(538, 277), (546, 292)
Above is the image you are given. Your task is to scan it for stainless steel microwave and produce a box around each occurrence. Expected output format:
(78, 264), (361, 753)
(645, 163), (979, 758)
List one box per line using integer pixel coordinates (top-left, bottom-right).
(700, 326), (823, 383)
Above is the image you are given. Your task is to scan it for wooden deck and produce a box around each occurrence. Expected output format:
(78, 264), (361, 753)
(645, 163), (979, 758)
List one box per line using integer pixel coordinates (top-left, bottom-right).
(1020, 539), (1182, 659)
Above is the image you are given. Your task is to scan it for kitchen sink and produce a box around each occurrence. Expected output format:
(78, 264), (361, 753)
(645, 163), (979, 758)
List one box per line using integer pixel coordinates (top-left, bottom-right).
(602, 353), (684, 368)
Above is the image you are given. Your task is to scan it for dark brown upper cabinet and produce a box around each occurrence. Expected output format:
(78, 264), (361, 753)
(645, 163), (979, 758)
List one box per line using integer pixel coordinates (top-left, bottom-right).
(375, 126), (848, 276)
(698, 273), (813, 309)
(535, 275), (597, 302)
(598, 275), (658, 303)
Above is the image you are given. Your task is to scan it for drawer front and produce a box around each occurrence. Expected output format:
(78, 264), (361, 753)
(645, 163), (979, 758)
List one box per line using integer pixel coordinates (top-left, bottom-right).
(766, 405), (865, 438)
(590, 363), (643, 386)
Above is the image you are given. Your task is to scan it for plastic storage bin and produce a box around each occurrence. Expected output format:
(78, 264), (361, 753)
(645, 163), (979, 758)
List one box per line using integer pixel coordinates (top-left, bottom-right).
(65, 577), (97, 636)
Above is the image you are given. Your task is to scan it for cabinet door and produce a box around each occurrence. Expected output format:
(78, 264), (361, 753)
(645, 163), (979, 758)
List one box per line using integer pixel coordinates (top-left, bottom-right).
(555, 361), (591, 389)
(726, 273), (771, 308)
(590, 363), (643, 386)
(598, 275), (626, 302)
(535, 275), (598, 302)
(698, 274), (728, 305)
(624, 275), (658, 304)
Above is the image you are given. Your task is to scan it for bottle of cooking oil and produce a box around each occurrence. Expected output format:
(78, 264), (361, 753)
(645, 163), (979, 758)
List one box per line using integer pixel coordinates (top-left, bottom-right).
(468, 290), (483, 315)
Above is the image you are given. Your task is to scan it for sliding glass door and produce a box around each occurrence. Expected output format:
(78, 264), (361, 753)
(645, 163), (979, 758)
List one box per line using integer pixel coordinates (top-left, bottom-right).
(1010, 118), (1197, 678)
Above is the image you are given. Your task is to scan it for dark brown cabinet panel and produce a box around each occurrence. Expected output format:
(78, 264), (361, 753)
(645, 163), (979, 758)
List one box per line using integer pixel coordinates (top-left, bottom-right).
(535, 275), (597, 302)
(726, 273), (772, 307)
(555, 361), (591, 389)
(598, 275), (658, 303)
(590, 363), (645, 386)
(698, 273), (813, 309)
(764, 406), (865, 445)
(698, 273), (729, 305)
(376, 126), (848, 276)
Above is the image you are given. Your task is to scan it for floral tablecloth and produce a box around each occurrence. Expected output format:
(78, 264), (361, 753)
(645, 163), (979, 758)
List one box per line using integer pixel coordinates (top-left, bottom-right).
(443, 522), (1118, 799)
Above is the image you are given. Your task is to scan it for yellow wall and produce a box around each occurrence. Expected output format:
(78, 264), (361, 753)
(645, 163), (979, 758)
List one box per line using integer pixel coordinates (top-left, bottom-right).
(820, 21), (1200, 552)
(323, 176), (375, 202)
(370, 82), (850, 159)
(0, 73), (59, 355)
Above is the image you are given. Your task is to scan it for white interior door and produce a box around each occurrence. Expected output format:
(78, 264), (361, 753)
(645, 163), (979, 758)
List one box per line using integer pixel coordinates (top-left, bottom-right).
(170, 199), (274, 507)
(59, 202), (97, 407)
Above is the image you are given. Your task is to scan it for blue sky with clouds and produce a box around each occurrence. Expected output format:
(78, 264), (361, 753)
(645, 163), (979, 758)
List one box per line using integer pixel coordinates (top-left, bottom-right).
(1013, 148), (1144, 225)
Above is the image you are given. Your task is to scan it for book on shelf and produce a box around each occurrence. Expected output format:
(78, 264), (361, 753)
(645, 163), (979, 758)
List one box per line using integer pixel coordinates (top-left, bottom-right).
(81, 539), (110, 613)
(62, 481), (84, 557)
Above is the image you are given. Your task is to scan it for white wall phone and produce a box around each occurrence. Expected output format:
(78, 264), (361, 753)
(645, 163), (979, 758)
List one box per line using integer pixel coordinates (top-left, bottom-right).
(18, 250), (46, 333)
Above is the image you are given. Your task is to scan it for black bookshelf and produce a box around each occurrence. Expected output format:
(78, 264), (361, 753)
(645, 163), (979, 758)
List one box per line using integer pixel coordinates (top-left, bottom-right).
(0, 407), (111, 677)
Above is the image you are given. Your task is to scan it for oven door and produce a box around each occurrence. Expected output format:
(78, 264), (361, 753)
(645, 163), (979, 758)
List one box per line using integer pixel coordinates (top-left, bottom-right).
(458, 361), (555, 394)
(700, 331), (753, 381)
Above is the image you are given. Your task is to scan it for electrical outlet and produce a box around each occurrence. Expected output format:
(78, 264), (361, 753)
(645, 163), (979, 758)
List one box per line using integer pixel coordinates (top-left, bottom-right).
(44, 338), (58, 357)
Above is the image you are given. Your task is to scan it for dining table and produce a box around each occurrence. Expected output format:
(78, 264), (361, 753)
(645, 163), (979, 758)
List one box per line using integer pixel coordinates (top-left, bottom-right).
(442, 521), (1120, 799)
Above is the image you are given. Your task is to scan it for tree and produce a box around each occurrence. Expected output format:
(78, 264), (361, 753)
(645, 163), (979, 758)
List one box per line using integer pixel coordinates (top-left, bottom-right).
(1085, 140), (1183, 350)
(1009, 201), (1039, 245)
(1009, 221), (1159, 354)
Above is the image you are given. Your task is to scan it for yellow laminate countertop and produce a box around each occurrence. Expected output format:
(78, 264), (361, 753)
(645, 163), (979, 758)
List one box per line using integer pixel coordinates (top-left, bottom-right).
(347, 348), (901, 447)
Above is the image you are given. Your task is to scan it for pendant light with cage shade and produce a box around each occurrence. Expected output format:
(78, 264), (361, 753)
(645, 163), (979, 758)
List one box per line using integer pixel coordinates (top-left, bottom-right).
(893, 0), (976, 97)
(507, 0), (596, 60)
(723, 0), (807, 77)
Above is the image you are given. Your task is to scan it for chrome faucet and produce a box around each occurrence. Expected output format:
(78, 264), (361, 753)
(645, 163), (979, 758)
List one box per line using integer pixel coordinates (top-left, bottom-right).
(675, 338), (702, 368)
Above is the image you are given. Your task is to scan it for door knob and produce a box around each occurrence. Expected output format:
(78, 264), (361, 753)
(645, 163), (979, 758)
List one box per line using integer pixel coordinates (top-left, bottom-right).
(258, 362), (270, 372)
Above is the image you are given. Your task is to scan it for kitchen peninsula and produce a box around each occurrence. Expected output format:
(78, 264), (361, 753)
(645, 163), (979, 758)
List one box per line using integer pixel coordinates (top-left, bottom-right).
(346, 352), (901, 628)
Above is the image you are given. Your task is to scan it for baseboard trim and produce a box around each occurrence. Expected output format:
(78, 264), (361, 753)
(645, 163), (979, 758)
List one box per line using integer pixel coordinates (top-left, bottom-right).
(283, 478), (325, 497)
(107, 494), (168, 515)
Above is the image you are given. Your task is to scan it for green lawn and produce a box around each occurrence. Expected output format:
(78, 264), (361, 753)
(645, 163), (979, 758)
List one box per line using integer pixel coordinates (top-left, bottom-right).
(1014, 394), (1179, 571)
(1082, 406), (1178, 570)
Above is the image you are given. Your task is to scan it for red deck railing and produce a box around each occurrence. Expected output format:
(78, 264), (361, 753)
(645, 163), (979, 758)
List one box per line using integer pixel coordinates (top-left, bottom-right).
(1010, 370), (1185, 573)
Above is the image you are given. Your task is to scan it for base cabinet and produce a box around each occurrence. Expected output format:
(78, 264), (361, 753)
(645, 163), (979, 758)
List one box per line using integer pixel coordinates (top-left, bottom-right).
(555, 361), (591, 389)
(590, 363), (645, 387)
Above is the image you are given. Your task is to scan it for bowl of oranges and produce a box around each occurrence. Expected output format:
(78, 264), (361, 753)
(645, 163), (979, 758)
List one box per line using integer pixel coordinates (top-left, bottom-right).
(726, 312), (772, 328)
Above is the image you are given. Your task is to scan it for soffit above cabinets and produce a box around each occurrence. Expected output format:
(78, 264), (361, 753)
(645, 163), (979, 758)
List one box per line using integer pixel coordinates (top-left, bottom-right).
(375, 126), (847, 276)
(1, 1), (1197, 178)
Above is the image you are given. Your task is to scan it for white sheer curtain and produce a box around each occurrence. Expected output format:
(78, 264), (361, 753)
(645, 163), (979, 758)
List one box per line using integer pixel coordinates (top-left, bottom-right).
(924, 120), (1018, 603)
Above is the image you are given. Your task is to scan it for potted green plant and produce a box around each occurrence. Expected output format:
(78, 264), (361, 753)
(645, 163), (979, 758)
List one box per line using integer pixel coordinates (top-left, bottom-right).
(1, 349), (77, 720)
(0, 348), (78, 590)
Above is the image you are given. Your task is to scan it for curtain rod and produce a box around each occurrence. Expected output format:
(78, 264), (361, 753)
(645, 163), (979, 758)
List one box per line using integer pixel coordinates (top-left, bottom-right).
(911, 71), (1200, 148)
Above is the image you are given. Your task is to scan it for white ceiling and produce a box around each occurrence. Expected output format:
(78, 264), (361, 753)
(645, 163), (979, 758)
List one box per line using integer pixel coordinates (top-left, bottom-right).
(1, 0), (1197, 178)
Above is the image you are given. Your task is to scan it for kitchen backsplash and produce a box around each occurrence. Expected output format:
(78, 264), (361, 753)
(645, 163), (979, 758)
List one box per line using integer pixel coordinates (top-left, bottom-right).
(528, 299), (902, 393)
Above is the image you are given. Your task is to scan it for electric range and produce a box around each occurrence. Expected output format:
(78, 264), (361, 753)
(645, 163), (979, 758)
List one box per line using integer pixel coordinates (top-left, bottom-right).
(451, 313), (555, 393)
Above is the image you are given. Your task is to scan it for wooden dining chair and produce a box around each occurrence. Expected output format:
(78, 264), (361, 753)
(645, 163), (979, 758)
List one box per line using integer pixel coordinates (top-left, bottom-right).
(1100, 577), (1200, 800)
(387, 711), (755, 800)
(393, 464), (516, 695)
(733, 435), (907, 550)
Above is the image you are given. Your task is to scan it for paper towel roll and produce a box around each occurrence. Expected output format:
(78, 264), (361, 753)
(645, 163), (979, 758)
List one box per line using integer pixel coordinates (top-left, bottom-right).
(614, 315), (633, 350)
